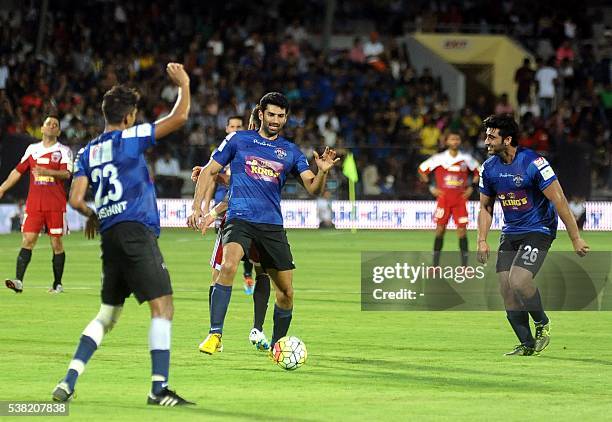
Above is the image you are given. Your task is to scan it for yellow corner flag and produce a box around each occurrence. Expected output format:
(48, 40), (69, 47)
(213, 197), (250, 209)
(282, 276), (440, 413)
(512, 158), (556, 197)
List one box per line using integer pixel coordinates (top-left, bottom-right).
(342, 152), (358, 233)
(342, 152), (359, 183)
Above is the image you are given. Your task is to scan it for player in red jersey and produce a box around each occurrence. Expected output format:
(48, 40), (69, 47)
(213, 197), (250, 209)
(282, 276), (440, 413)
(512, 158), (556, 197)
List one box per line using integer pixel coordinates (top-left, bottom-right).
(0, 115), (73, 293)
(418, 132), (479, 266)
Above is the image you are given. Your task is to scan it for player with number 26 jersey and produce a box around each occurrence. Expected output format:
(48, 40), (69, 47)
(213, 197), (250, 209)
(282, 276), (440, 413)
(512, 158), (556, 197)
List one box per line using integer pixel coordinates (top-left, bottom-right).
(74, 123), (160, 236)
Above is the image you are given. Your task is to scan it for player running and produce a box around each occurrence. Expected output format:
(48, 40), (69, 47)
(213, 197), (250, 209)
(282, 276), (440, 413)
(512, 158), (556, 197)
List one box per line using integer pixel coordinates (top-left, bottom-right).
(418, 132), (479, 267)
(0, 115), (72, 294)
(477, 114), (589, 356)
(191, 106), (272, 352)
(52, 63), (194, 406)
(188, 92), (338, 355)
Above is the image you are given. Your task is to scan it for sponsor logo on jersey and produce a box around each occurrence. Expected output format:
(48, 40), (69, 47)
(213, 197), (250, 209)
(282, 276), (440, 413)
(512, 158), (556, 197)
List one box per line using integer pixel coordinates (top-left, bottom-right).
(533, 157), (549, 169)
(498, 190), (530, 211)
(245, 155), (284, 183)
(443, 174), (465, 188)
(34, 175), (55, 184)
(540, 166), (555, 181)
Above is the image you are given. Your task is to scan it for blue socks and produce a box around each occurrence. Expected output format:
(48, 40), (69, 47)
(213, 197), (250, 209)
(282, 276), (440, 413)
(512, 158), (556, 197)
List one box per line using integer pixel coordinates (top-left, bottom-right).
(209, 283), (232, 334)
(65, 335), (98, 391)
(271, 305), (293, 346)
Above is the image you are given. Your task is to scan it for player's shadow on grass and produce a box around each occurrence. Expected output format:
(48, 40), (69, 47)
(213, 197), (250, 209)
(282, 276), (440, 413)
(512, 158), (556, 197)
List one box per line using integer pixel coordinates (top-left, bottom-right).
(316, 355), (571, 393)
(539, 355), (612, 367)
(106, 402), (318, 421)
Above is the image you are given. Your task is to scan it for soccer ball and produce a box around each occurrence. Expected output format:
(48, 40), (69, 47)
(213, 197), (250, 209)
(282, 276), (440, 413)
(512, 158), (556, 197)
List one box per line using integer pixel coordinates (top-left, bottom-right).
(271, 336), (307, 370)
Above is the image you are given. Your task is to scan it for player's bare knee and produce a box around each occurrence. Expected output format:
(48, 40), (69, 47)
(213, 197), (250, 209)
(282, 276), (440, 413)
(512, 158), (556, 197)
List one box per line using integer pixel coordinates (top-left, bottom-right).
(50, 238), (64, 254)
(219, 260), (239, 281)
(150, 295), (173, 320)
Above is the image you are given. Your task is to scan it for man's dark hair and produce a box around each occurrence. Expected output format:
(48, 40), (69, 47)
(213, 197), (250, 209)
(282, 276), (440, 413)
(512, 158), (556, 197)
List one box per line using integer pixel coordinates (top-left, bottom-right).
(102, 85), (140, 125)
(227, 115), (243, 125)
(46, 114), (61, 128)
(483, 114), (519, 146)
(259, 92), (289, 113)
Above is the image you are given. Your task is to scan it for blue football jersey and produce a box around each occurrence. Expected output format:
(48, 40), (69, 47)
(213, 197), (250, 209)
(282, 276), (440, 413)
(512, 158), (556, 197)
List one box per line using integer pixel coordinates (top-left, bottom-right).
(479, 147), (558, 237)
(74, 123), (161, 236)
(211, 130), (310, 226)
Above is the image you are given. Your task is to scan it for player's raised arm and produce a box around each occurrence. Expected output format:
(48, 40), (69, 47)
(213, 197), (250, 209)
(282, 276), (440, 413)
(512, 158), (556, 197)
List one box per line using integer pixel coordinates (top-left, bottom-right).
(299, 147), (340, 195)
(542, 180), (590, 256)
(154, 63), (191, 139)
(68, 176), (98, 239)
(477, 192), (495, 263)
(0, 169), (23, 199)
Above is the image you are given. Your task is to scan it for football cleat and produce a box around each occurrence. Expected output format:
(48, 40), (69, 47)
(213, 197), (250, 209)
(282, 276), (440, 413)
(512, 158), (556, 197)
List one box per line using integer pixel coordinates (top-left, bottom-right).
(147, 388), (194, 406)
(5, 279), (23, 293)
(504, 344), (536, 356)
(48, 285), (64, 294)
(534, 320), (551, 352)
(249, 328), (270, 351)
(243, 276), (255, 295)
(199, 333), (223, 354)
(52, 381), (74, 402)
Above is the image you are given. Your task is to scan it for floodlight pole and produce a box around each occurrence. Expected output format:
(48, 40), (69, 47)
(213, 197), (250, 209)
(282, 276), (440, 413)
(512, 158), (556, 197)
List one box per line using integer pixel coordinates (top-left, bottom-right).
(35, 0), (49, 56)
(322, 0), (336, 55)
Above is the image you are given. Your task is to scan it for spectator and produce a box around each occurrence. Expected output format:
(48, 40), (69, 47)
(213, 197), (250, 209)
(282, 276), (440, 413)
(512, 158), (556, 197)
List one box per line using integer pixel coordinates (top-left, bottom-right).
(154, 151), (183, 198)
(556, 40), (575, 65)
(419, 116), (441, 156)
(514, 57), (534, 105)
(494, 93), (515, 115)
(0, 57), (9, 90)
(568, 196), (586, 230)
(317, 190), (335, 229)
(519, 96), (541, 118)
(363, 31), (385, 71)
(349, 37), (365, 64)
(362, 163), (381, 196)
(279, 35), (300, 62)
(535, 58), (558, 119)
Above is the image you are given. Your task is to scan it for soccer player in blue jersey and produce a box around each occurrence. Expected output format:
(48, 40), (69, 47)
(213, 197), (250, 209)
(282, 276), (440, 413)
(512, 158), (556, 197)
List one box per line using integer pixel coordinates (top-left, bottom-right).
(477, 114), (589, 356)
(192, 106), (273, 351)
(52, 63), (194, 406)
(189, 92), (338, 354)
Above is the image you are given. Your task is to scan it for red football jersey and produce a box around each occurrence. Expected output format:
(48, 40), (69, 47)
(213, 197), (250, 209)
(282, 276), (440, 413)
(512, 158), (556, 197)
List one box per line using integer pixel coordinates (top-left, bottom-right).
(418, 150), (479, 199)
(15, 141), (73, 212)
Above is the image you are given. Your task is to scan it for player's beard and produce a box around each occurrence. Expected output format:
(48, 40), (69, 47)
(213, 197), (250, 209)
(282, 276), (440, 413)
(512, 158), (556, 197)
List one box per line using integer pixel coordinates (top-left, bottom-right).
(262, 121), (282, 137)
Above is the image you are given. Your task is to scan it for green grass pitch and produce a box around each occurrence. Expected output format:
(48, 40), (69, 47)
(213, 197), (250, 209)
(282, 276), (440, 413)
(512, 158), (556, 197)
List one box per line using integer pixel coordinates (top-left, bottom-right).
(1, 229), (611, 421)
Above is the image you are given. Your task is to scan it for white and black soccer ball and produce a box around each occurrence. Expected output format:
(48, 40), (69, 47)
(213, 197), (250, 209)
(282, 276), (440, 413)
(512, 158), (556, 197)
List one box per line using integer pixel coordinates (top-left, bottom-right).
(271, 336), (307, 370)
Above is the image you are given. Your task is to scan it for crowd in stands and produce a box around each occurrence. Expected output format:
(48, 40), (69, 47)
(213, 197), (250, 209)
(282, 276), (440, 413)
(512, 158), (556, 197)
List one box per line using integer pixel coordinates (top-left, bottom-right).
(0, 0), (610, 200)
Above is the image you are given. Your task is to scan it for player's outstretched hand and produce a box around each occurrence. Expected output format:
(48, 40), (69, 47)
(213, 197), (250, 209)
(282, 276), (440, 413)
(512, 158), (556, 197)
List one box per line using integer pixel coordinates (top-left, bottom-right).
(314, 147), (340, 173)
(477, 240), (489, 264)
(572, 237), (590, 257)
(200, 212), (216, 236)
(191, 166), (203, 182)
(84, 214), (99, 240)
(187, 209), (202, 231)
(166, 63), (190, 87)
(0, 190), (4, 199)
